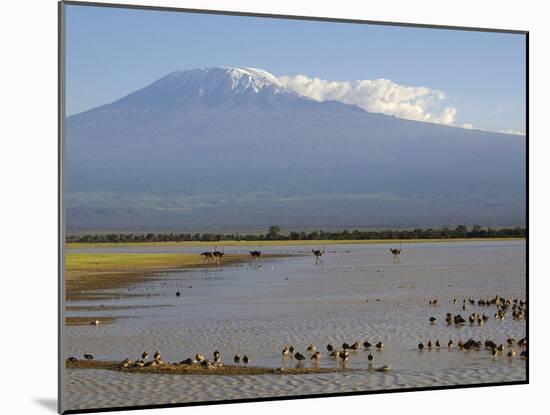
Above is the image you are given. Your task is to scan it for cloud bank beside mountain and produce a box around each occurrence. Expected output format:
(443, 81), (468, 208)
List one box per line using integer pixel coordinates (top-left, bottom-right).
(278, 74), (469, 128)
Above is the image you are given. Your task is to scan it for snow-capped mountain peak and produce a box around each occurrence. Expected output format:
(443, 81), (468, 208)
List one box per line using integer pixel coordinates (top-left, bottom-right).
(116, 66), (301, 109)
(223, 67), (286, 92)
(156, 66), (289, 95)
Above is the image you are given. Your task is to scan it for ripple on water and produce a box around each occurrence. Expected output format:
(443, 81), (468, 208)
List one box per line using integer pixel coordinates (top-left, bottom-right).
(64, 241), (526, 411)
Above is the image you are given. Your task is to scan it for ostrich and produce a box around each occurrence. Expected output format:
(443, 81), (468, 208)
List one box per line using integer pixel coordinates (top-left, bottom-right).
(212, 247), (225, 264)
(200, 249), (214, 263)
(312, 245), (326, 264)
(389, 242), (402, 263)
(249, 245), (262, 261)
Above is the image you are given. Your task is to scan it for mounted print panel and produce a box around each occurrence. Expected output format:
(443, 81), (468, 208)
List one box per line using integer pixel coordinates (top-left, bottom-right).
(59, 1), (527, 413)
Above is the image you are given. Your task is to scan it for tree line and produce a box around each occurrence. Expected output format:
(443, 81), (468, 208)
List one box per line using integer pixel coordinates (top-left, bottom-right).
(66, 225), (526, 244)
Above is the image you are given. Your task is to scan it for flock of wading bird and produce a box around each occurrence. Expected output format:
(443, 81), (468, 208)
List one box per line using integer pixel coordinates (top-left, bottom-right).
(69, 243), (526, 373)
(69, 293), (526, 372)
(422, 294), (527, 361)
(67, 341), (392, 372)
(280, 340), (392, 372)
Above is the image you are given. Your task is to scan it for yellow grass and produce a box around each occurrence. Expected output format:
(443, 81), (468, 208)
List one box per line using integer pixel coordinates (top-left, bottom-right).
(67, 237), (524, 250)
(66, 252), (206, 272)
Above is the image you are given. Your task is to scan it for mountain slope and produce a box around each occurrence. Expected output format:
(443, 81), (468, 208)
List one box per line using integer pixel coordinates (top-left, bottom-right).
(66, 67), (526, 231)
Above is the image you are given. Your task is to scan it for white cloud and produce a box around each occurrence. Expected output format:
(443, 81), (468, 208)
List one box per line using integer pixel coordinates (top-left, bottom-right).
(498, 128), (525, 136)
(279, 74), (458, 126)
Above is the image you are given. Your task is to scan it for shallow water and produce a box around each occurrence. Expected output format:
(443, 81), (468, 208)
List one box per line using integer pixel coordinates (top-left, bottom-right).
(64, 241), (526, 411)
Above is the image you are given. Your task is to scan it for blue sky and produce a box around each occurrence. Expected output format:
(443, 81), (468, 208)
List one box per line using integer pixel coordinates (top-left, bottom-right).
(65, 4), (526, 134)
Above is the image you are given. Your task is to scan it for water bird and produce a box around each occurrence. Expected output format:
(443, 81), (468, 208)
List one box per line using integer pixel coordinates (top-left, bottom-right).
(363, 341), (372, 349)
(121, 358), (132, 368)
(141, 351), (148, 360)
(144, 360), (157, 367)
(153, 351), (161, 360)
(418, 342), (424, 351)
(375, 341), (384, 350)
(427, 339), (433, 349)
(350, 341), (360, 351)
(294, 352), (306, 364)
(84, 353), (93, 360)
(327, 344), (334, 352)
(448, 340), (454, 349)
(340, 351), (350, 362)
(200, 360), (210, 367)
(180, 358), (193, 365)
(342, 342), (350, 350)
(429, 317), (437, 324)
(289, 346), (295, 354)
(195, 353), (205, 362)
(507, 349), (516, 359)
(435, 339), (441, 348)
(133, 360), (145, 367)
(307, 343), (317, 353)
(213, 350), (220, 360)
(330, 350), (341, 358)
(497, 344), (505, 353)
(68, 356), (77, 362)
(234, 354), (240, 363)
(311, 351), (321, 361)
(491, 348), (498, 358)
(520, 350), (527, 360)
(242, 355), (249, 365)
(176, 291), (181, 297)
(454, 315), (466, 325)
(485, 340), (497, 350)
(367, 353), (374, 362)
(282, 346), (290, 356)
(90, 319), (100, 325)
(375, 365), (392, 372)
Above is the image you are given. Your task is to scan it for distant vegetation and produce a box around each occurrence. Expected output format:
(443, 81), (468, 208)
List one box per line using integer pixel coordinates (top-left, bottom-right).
(66, 225), (526, 244)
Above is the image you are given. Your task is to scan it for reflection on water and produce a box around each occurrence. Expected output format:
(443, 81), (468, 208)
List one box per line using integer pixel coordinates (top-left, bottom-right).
(65, 241), (527, 410)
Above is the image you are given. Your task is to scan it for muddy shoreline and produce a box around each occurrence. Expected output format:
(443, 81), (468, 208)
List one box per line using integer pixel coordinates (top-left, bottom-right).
(65, 253), (292, 301)
(66, 359), (363, 376)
